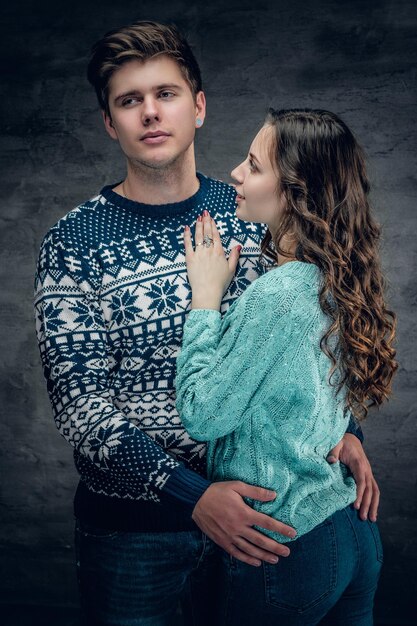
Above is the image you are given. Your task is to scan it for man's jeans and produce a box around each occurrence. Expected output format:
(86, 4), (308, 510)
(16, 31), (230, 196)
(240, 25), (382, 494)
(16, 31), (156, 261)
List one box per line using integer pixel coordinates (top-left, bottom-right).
(75, 522), (220, 626)
(217, 504), (383, 626)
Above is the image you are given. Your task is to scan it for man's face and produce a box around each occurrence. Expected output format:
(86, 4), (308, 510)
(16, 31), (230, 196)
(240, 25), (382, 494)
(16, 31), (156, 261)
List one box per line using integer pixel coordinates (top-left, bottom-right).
(103, 56), (206, 170)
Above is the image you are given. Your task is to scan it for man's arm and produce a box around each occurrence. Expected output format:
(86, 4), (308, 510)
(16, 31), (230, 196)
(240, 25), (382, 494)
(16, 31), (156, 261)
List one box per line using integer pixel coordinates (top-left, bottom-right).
(34, 229), (210, 506)
(346, 413), (364, 442)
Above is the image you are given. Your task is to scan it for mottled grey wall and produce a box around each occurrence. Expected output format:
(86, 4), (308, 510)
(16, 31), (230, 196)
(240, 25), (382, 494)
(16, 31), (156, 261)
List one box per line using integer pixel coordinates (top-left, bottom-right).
(1, 0), (416, 623)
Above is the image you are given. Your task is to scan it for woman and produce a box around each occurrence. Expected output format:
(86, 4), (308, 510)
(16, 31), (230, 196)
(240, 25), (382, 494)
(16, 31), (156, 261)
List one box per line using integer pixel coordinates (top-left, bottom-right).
(175, 109), (397, 625)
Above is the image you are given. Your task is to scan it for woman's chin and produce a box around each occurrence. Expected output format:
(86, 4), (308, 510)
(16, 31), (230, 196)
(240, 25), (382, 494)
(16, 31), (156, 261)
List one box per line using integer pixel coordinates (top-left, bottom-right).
(235, 205), (248, 221)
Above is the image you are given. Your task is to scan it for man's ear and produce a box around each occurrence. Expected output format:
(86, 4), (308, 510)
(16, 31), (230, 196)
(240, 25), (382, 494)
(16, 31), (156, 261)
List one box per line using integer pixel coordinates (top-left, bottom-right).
(195, 91), (206, 128)
(102, 109), (118, 140)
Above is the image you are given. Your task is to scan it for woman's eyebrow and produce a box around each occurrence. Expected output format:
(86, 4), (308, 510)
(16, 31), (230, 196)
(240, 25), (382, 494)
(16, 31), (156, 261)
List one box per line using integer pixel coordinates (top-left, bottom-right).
(249, 152), (261, 164)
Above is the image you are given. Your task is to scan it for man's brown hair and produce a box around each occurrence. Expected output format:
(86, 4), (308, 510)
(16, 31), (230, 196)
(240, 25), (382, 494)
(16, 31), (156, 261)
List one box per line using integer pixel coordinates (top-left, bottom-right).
(87, 20), (203, 115)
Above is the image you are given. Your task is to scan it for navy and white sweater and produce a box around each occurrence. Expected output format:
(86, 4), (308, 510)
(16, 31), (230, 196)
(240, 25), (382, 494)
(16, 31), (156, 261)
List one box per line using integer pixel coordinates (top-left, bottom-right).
(34, 174), (268, 530)
(34, 173), (362, 532)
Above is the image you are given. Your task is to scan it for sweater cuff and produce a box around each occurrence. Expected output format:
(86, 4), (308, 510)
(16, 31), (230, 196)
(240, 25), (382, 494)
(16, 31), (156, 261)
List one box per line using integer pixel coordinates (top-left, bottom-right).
(161, 465), (212, 511)
(346, 417), (364, 443)
(187, 309), (222, 322)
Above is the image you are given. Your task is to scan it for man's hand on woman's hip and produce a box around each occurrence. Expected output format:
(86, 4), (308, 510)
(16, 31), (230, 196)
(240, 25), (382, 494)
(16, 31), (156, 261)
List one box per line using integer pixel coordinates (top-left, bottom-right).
(327, 433), (380, 522)
(192, 481), (296, 567)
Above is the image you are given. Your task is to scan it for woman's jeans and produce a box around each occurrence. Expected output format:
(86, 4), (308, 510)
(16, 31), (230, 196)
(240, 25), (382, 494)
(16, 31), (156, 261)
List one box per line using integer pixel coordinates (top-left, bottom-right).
(75, 522), (221, 626)
(218, 504), (383, 626)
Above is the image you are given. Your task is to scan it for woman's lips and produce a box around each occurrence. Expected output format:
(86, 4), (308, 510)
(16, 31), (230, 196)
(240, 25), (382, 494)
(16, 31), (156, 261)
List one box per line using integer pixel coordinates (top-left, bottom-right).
(236, 194), (245, 202)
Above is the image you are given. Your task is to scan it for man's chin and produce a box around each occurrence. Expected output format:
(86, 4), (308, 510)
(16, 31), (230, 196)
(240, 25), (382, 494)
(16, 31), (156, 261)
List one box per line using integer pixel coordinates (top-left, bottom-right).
(129, 154), (181, 172)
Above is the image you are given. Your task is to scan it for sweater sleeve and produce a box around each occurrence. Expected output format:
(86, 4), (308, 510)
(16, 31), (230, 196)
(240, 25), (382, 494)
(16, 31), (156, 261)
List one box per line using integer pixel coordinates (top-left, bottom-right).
(176, 276), (362, 445)
(346, 413), (364, 442)
(175, 280), (295, 440)
(34, 230), (210, 508)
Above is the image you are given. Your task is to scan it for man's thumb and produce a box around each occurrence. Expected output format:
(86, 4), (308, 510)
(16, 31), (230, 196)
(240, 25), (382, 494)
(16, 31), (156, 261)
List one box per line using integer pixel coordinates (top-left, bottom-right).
(233, 481), (276, 502)
(327, 441), (343, 464)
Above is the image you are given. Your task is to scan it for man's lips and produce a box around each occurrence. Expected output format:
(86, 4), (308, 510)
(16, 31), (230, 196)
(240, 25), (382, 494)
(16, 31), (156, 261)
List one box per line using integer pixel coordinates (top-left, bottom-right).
(141, 131), (170, 144)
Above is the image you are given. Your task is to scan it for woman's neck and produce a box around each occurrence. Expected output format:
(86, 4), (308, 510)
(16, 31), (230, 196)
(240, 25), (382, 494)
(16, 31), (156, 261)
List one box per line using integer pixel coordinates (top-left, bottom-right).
(271, 230), (298, 266)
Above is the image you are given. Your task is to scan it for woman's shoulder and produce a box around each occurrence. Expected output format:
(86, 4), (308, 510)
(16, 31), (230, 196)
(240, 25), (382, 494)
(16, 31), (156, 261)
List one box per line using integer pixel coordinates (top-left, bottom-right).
(224, 261), (320, 327)
(253, 261), (321, 296)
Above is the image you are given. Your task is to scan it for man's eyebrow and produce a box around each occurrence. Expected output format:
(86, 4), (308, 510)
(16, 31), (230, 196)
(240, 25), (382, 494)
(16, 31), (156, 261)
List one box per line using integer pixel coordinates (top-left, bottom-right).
(114, 84), (184, 103)
(114, 91), (140, 103)
(154, 83), (183, 91)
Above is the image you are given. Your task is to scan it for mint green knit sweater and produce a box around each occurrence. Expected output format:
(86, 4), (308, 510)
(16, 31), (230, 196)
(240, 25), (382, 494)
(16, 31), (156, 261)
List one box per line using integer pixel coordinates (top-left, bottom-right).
(176, 261), (357, 542)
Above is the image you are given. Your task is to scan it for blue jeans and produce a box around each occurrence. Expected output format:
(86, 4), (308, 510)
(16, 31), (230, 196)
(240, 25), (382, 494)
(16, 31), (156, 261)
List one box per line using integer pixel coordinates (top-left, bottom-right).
(218, 504), (383, 626)
(75, 521), (221, 626)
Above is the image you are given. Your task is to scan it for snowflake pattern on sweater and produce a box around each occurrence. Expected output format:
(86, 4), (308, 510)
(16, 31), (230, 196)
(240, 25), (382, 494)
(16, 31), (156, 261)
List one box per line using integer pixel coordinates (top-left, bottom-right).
(34, 174), (266, 506)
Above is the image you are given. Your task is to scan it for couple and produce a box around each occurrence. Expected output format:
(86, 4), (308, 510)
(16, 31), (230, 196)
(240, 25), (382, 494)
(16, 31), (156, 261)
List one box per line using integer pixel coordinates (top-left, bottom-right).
(34, 19), (396, 626)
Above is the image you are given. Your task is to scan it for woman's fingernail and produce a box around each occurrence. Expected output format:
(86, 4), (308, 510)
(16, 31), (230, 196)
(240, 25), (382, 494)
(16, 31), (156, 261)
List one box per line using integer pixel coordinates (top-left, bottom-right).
(184, 225), (189, 231)
(237, 245), (242, 253)
(197, 216), (203, 222)
(203, 210), (210, 217)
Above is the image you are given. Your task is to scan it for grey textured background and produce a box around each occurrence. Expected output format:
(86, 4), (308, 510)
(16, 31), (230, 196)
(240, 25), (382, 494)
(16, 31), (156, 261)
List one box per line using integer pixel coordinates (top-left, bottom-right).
(1, 0), (416, 624)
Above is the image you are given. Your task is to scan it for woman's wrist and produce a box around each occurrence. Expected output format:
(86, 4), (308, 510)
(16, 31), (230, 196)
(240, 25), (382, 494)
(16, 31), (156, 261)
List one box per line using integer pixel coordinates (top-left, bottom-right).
(191, 294), (222, 311)
(190, 285), (223, 310)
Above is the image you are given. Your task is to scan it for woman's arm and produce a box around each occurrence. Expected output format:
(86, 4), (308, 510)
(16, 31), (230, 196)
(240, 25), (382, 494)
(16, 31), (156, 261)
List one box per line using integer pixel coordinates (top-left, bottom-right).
(176, 213), (301, 440)
(176, 278), (294, 440)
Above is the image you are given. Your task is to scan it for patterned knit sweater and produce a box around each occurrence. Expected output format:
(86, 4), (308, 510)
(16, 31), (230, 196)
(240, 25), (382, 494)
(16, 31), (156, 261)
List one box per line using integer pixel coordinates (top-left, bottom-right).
(176, 262), (357, 542)
(34, 174), (268, 530)
(35, 173), (361, 532)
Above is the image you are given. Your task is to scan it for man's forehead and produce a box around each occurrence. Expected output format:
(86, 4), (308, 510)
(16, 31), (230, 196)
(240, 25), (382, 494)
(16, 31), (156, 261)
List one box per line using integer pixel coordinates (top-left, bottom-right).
(108, 56), (187, 94)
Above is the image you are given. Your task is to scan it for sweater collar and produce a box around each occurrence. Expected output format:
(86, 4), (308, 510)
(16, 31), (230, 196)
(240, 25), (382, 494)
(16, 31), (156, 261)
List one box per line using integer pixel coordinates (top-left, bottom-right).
(99, 172), (210, 217)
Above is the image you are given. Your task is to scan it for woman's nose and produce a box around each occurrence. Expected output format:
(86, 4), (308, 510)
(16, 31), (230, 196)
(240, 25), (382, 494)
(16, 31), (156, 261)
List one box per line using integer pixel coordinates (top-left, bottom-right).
(231, 163), (244, 184)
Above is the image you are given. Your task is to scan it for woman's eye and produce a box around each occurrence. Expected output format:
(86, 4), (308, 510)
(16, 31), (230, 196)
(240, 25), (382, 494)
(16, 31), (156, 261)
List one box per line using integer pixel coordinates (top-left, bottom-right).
(249, 159), (257, 172)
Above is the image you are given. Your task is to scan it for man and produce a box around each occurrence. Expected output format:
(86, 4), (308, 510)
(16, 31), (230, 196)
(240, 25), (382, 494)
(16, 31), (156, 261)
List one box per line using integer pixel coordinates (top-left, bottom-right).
(34, 20), (379, 625)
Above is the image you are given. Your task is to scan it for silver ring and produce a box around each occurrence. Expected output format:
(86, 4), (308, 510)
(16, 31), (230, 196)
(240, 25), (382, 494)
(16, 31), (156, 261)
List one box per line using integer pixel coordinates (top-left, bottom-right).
(203, 235), (214, 248)
(196, 242), (204, 246)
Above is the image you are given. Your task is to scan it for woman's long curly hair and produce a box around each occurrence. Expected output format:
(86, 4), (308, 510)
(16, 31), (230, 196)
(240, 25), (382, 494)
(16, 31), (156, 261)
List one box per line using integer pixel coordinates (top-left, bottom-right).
(262, 108), (397, 419)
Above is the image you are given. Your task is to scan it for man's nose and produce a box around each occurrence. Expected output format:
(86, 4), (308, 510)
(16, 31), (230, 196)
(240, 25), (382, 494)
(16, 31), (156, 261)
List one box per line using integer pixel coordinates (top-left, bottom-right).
(141, 97), (160, 125)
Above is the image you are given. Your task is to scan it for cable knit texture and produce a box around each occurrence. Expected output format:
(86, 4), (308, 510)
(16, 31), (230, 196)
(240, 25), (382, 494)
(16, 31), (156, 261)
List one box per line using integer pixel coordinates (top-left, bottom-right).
(176, 261), (357, 542)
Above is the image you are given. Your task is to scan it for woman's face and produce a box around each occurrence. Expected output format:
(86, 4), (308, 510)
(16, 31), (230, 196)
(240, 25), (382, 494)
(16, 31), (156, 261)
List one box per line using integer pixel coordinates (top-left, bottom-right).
(231, 125), (286, 234)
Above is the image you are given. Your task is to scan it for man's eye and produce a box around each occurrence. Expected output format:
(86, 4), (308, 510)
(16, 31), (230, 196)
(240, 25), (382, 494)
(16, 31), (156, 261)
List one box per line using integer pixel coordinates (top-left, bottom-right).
(159, 91), (175, 99)
(122, 97), (139, 107)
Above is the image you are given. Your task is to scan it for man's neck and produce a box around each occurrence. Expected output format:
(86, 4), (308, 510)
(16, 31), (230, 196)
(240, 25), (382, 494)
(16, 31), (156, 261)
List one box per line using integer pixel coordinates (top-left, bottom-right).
(114, 153), (200, 205)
